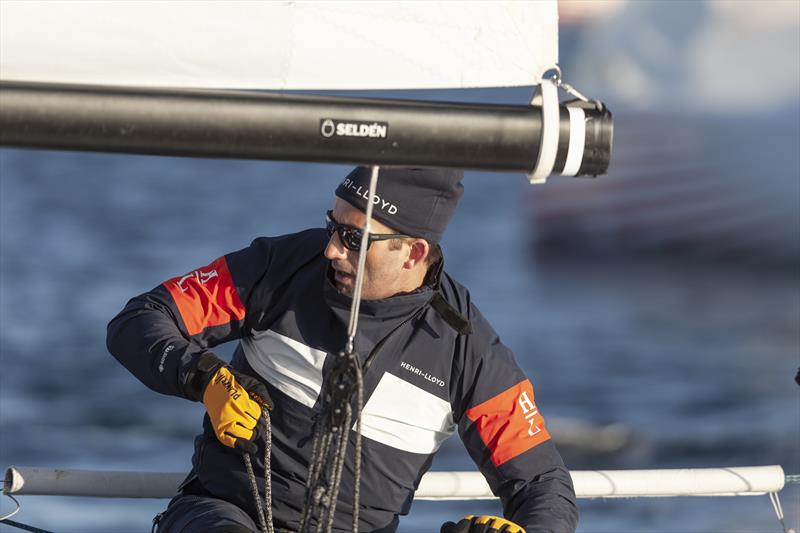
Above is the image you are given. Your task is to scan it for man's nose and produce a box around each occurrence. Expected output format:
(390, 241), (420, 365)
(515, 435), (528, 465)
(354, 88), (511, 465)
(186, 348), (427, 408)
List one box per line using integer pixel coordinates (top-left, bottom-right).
(324, 233), (347, 261)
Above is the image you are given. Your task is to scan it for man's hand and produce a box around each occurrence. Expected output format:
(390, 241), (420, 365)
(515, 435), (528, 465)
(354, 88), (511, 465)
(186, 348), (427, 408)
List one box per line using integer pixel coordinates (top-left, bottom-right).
(191, 354), (272, 454)
(441, 515), (526, 533)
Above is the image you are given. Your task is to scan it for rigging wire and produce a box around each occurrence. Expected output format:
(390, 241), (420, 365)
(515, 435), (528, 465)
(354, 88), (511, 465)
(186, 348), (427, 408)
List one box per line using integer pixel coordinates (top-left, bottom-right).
(0, 494), (53, 533)
(0, 492), (21, 522)
(0, 518), (54, 533)
(243, 164), (377, 533)
(345, 165), (382, 352)
(768, 491), (796, 533)
(300, 166), (380, 533)
(773, 474), (799, 533)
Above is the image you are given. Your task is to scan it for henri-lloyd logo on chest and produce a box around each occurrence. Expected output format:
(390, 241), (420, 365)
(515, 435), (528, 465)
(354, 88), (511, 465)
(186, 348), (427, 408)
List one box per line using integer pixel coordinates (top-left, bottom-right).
(400, 361), (445, 387)
(320, 118), (389, 139)
(340, 177), (398, 214)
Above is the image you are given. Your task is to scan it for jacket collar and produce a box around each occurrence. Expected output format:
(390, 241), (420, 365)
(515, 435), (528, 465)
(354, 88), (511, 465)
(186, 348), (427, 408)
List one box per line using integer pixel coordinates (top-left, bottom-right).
(321, 264), (435, 356)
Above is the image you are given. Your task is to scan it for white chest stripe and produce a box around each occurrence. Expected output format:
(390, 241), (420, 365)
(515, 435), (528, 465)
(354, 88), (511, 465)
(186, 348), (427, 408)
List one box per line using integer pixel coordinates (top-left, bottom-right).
(241, 329), (327, 408)
(359, 373), (455, 455)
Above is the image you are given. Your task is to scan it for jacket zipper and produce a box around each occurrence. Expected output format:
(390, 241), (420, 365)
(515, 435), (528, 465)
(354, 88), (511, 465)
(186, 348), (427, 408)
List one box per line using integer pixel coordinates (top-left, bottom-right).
(362, 308), (424, 373)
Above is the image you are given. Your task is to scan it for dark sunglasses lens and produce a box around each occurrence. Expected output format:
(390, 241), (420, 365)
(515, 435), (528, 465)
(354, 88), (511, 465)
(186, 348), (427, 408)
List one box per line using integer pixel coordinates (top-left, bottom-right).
(341, 227), (362, 251)
(326, 215), (362, 251)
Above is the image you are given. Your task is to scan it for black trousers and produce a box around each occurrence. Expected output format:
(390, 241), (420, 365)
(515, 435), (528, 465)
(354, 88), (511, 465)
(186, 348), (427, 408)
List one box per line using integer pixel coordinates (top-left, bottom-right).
(155, 493), (262, 533)
(154, 479), (399, 533)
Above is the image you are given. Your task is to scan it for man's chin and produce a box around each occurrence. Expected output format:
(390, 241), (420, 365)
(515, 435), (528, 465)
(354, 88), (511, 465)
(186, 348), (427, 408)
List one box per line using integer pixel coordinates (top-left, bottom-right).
(327, 264), (353, 295)
(332, 275), (354, 296)
(332, 269), (357, 294)
(335, 281), (354, 296)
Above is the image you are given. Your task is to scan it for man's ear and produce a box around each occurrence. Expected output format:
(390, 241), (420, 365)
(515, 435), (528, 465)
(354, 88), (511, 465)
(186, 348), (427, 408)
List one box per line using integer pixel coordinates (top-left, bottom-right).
(404, 239), (430, 269)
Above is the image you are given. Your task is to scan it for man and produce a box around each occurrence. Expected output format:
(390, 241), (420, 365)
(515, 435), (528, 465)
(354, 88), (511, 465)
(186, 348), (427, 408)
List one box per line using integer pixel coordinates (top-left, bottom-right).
(107, 167), (578, 533)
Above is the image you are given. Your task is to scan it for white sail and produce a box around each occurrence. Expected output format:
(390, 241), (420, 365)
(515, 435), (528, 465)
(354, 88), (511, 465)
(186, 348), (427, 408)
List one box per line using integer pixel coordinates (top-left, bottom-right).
(0, 1), (558, 90)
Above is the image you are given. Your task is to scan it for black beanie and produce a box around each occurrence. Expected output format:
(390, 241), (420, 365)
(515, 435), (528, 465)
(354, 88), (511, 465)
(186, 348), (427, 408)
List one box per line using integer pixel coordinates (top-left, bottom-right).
(335, 166), (464, 244)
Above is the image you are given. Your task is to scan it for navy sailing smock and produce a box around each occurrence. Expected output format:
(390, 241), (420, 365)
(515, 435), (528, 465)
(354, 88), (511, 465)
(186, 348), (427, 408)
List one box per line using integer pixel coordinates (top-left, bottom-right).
(107, 229), (578, 532)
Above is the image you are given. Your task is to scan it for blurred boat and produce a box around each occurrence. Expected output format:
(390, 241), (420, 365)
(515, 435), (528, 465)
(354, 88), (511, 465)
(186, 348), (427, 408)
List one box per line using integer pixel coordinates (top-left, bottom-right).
(527, 112), (800, 267)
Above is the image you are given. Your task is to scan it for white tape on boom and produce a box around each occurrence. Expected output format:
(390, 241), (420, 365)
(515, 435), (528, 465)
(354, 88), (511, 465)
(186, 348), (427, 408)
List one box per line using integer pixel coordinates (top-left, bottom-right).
(561, 106), (586, 176)
(528, 77), (559, 184)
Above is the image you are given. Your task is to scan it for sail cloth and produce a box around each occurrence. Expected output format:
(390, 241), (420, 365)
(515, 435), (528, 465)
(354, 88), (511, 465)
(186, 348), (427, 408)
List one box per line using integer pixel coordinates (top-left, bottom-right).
(0, 1), (558, 90)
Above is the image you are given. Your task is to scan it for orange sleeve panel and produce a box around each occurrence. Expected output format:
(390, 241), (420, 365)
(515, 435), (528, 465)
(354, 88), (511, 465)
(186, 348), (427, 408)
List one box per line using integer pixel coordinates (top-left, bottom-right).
(465, 379), (551, 467)
(164, 256), (246, 337)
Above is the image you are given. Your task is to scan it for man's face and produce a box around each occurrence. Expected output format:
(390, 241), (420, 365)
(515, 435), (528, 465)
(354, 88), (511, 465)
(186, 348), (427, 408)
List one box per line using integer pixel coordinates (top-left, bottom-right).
(324, 198), (415, 300)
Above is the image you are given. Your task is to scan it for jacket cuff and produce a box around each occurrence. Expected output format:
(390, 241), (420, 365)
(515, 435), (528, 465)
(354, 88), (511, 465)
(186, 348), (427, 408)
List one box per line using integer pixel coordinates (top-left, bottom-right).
(183, 352), (225, 402)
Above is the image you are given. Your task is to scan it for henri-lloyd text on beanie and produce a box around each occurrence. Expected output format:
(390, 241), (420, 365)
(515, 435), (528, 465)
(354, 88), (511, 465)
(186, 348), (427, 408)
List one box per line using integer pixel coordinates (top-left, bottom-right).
(335, 167), (464, 244)
(339, 177), (399, 215)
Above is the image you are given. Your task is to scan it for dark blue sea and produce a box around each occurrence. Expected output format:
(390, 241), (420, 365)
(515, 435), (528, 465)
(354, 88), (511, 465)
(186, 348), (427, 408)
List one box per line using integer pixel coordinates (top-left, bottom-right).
(1, 93), (798, 532)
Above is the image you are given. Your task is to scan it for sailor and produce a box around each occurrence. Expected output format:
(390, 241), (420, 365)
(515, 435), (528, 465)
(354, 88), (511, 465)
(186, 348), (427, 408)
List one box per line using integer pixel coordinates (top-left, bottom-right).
(107, 166), (578, 533)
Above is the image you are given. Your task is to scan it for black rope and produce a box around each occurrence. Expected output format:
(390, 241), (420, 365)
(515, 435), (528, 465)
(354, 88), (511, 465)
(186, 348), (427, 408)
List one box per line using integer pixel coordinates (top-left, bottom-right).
(0, 519), (55, 533)
(299, 349), (364, 533)
(300, 306), (423, 532)
(244, 411), (274, 533)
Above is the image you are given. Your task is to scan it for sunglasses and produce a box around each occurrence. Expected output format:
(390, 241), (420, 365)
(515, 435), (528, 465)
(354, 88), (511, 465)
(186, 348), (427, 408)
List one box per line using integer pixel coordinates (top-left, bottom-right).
(325, 210), (410, 252)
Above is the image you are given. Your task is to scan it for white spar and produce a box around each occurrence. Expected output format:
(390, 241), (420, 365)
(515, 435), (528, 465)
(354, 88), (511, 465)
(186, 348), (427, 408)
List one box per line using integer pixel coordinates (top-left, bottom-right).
(4, 465), (786, 500)
(419, 466), (788, 500)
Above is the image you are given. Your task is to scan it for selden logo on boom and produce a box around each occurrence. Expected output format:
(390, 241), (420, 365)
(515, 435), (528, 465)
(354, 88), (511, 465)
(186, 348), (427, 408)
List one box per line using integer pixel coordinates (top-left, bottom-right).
(320, 118), (388, 139)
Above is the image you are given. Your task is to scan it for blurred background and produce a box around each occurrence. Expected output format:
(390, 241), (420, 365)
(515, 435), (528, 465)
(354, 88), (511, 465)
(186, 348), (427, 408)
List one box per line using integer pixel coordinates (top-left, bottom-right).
(1, 1), (798, 531)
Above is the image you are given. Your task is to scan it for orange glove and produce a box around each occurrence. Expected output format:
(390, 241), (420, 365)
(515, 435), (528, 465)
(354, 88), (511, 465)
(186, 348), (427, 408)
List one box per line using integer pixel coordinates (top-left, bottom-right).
(188, 354), (272, 454)
(441, 515), (526, 533)
(203, 365), (271, 453)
